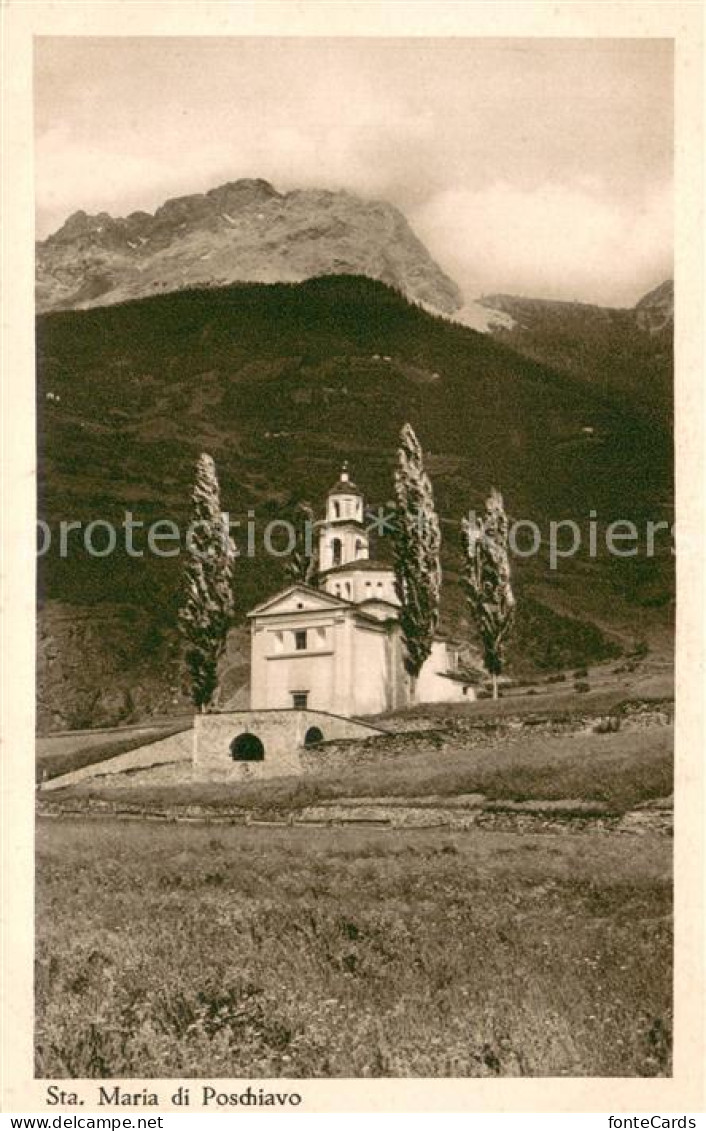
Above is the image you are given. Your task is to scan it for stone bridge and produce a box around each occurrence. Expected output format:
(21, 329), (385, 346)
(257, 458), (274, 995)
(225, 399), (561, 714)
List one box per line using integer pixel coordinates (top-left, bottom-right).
(194, 709), (387, 780)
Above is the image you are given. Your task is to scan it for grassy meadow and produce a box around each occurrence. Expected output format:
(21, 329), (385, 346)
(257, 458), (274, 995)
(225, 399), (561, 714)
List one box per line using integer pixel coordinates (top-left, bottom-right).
(36, 818), (672, 1078)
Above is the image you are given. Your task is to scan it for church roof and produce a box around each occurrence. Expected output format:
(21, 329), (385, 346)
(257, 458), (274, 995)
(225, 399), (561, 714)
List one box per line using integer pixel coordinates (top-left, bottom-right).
(328, 478), (363, 497)
(320, 559), (394, 576)
(357, 597), (400, 612)
(247, 583), (349, 617)
(247, 581), (393, 628)
(327, 460), (363, 497)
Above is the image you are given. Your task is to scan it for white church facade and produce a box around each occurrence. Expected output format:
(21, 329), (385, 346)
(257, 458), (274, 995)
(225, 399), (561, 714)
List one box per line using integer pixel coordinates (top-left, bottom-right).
(247, 465), (472, 717)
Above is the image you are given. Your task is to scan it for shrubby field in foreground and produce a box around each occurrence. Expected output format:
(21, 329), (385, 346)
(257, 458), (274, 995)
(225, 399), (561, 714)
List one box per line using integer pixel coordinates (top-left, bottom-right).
(36, 818), (671, 1078)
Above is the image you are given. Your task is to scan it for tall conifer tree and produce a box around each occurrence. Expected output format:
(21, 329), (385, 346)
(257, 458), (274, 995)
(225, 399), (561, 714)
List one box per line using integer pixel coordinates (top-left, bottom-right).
(179, 453), (235, 711)
(391, 423), (442, 696)
(285, 502), (319, 588)
(461, 488), (515, 699)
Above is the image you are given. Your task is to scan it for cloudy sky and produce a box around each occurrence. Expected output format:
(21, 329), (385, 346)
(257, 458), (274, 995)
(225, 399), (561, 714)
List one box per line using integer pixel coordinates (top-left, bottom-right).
(35, 37), (673, 306)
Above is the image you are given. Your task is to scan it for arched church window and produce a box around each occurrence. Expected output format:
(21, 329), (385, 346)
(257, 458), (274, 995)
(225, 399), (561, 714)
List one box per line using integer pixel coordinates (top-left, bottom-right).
(304, 726), (324, 746)
(355, 539), (364, 557)
(332, 538), (342, 565)
(333, 501), (341, 518)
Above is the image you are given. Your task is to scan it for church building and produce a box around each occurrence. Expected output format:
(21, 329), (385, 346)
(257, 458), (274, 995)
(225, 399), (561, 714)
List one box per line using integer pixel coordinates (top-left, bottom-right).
(247, 464), (472, 717)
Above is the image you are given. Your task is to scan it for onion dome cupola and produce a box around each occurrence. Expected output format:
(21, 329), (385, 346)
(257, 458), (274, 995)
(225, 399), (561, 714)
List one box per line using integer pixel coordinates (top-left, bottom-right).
(326, 461), (364, 524)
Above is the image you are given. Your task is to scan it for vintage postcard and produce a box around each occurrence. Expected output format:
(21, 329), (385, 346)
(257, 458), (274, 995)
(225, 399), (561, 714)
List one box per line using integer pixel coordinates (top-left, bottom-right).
(1, 0), (704, 1116)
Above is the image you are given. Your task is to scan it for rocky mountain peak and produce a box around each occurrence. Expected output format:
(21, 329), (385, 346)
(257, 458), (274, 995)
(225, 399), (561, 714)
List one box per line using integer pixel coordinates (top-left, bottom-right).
(634, 279), (673, 334)
(36, 179), (463, 315)
(207, 178), (281, 207)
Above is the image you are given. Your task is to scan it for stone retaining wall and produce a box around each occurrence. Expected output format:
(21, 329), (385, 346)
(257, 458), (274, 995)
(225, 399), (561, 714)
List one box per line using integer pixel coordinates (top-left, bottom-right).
(194, 709), (386, 780)
(300, 702), (675, 775)
(41, 727), (194, 792)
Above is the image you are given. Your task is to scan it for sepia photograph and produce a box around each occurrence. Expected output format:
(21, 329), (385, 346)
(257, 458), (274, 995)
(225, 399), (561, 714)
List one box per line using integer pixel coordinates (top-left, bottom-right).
(1, 4), (702, 1114)
(32, 33), (676, 1084)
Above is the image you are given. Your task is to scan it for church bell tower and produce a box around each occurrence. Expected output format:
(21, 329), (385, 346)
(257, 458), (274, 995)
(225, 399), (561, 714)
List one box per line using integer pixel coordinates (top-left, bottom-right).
(319, 462), (370, 572)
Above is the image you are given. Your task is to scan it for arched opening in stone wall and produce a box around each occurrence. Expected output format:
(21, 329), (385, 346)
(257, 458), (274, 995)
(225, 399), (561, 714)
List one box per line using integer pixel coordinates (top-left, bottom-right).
(230, 732), (265, 761)
(304, 726), (324, 746)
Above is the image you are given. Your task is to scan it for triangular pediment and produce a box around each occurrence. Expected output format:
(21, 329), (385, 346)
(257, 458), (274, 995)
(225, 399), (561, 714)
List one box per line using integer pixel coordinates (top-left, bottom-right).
(247, 584), (349, 618)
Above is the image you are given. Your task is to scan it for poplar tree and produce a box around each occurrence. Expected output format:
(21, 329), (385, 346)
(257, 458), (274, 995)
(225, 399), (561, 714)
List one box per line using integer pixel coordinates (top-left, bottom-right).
(461, 488), (515, 699)
(178, 453), (235, 711)
(285, 502), (319, 588)
(391, 423), (442, 696)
